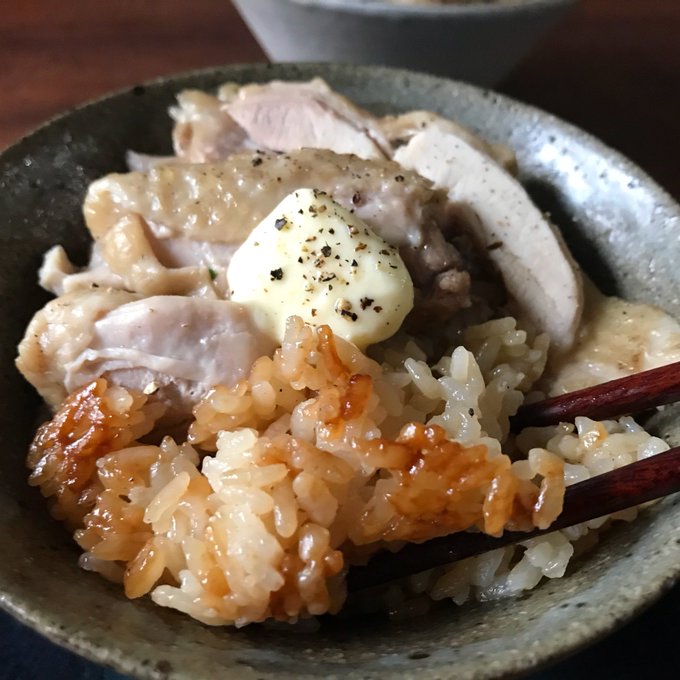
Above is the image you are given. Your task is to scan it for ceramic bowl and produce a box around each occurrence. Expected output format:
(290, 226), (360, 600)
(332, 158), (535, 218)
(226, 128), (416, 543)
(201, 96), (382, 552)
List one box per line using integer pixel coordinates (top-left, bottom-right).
(232, 0), (578, 86)
(0, 62), (678, 680)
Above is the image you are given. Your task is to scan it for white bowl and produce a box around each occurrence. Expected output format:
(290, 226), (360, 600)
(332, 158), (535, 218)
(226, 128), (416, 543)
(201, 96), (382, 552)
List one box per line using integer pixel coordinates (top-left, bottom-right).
(233, 0), (578, 86)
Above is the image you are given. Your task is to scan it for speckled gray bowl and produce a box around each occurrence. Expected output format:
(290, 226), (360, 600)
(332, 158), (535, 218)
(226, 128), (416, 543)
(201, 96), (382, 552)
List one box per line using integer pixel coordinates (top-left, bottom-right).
(232, 0), (578, 86)
(0, 63), (679, 680)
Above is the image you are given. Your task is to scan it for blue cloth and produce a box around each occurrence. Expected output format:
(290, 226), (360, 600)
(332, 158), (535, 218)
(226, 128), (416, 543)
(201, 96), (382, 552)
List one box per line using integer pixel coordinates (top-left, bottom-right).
(1, 584), (677, 679)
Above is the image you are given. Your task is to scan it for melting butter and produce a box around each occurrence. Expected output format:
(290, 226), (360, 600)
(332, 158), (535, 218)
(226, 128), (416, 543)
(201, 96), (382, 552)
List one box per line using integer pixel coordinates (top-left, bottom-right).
(227, 188), (414, 348)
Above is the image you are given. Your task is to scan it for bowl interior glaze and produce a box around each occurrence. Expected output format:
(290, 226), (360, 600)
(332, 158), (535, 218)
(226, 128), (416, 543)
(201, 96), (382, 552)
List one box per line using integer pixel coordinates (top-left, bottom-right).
(0, 63), (678, 680)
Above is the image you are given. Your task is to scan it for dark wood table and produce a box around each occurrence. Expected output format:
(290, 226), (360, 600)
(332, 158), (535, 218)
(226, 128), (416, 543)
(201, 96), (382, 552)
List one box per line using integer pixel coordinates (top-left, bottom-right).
(1, 1), (678, 678)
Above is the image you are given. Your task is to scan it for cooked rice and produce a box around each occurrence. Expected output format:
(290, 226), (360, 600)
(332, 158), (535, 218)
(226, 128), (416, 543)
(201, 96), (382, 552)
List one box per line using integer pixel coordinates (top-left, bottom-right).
(27, 315), (667, 626)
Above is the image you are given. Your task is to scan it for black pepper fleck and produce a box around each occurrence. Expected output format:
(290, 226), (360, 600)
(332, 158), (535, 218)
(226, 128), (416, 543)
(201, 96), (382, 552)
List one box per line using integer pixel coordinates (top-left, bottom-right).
(321, 244), (332, 257)
(251, 157), (263, 167)
(270, 268), (284, 281)
(274, 217), (288, 231)
(360, 297), (374, 310)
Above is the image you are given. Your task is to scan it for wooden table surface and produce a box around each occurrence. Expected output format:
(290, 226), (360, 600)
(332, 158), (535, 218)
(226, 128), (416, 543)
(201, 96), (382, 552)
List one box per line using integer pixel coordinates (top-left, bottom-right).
(1, 0), (679, 678)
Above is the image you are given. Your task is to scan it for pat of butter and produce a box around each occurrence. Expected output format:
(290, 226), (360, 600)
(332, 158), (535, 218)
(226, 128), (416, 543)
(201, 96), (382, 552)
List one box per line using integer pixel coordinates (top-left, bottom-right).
(227, 188), (414, 348)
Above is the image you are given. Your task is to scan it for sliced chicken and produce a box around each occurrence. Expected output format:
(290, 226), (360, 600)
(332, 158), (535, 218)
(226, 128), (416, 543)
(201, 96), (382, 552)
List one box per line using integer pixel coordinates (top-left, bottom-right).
(17, 289), (139, 407)
(17, 290), (274, 423)
(96, 214), (226, 298)
(83, 148), (473, 320)
(170, 88), (256, 163)
(125, 87), (255, 171)
(39, 244), (114, 296)
(379, 110), (517, 173)
(39, 231), (231, 300)
(394, 122), (583, 349)
(224, 78), (391, 160)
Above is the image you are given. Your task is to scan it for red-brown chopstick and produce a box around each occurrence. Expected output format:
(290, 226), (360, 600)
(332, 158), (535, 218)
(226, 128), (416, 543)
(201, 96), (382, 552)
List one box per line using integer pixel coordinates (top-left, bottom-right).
(510, 361), (680, 432)
(346, 445), (680, 592)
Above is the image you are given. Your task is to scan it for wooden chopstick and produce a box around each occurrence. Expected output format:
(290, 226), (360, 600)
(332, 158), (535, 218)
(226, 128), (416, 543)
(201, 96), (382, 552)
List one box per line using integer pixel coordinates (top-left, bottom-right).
(510, 361), (680, 432)
(346, 445), (680, 592)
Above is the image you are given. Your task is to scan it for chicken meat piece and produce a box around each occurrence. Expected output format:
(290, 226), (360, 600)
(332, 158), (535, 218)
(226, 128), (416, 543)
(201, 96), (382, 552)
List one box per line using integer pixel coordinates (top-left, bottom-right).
(38, 244), (125, 296)
(38, 223), (230, 300)
(83, 148), (474, 321)
(17, 289), (136, 407)
(170, 88), (257, 163)
(143, 78), (390, 166)
(394, 121), (583, 349)
(379, 110), (517, 174)
(223, 78), (392, 160)
(17, 290), (274, 423)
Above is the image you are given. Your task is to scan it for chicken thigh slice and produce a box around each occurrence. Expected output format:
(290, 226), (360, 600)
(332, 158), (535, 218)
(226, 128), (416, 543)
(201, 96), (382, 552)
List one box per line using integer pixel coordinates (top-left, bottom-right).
(17, 290), (274, 423)
(17, 289), (140, 407)
(394, 122), (583, 349)
(170, 88), (257, 163)
(224, 78), (392, 160)
(379, 110), (517, 173)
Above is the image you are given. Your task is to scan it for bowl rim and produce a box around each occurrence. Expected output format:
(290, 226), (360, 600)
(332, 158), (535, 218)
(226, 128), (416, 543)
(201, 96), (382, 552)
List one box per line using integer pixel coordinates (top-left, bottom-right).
(287, 0), (578, 18)
(1, 60), (679, 680)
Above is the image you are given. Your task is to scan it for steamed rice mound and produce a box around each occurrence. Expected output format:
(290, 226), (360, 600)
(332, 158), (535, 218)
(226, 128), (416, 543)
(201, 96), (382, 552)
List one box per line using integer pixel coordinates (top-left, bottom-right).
(28, 315), (573, 625)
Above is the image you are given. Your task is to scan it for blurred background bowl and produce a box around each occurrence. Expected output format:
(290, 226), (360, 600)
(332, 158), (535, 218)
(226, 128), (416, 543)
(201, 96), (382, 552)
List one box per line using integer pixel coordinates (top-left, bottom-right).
(232, 0), (579, 86)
